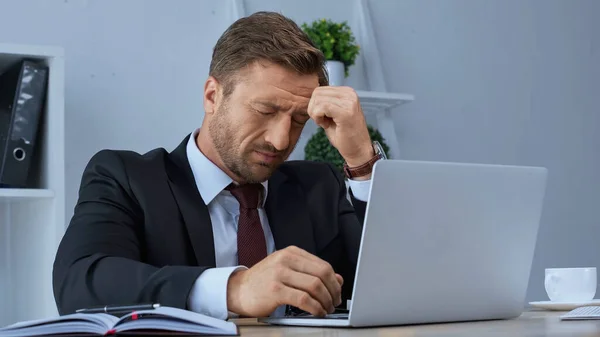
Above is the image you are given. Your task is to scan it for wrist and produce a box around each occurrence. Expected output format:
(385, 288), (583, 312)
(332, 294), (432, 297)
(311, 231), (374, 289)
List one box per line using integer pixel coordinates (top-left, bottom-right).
(226, 269), (247, 316)
(343, 142), (384, 180)
(343, 145), (375, 168)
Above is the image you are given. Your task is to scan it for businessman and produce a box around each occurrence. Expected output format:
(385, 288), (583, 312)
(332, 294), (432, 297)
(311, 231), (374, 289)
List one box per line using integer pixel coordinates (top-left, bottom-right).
(52, 11), (385, 319)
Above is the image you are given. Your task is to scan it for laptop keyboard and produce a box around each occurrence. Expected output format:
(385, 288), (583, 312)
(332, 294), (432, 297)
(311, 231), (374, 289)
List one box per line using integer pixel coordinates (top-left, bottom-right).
(285, 308), (349, 319)
(289, 313), (349, 319)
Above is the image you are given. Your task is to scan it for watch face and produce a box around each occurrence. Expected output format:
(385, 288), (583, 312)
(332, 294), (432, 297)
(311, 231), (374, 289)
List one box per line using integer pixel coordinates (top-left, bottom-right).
(373, 141), (387, 160)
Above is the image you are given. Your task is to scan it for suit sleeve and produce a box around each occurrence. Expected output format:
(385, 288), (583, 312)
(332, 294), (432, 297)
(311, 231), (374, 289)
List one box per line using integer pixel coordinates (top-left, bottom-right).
(331, 167), (366, 267)
(52, 150), (206, 315)
(324, 164), (367, 304)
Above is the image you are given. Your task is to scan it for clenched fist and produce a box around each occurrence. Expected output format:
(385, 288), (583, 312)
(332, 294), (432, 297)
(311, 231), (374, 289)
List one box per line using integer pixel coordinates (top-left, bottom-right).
(307, 86), (375, 169)
(226, 246), (343, 317)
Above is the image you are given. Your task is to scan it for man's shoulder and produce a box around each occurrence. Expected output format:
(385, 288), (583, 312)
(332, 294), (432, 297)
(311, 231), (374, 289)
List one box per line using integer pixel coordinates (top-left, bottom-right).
(87, 147), (168, 165)
(83, 147), (172, 179)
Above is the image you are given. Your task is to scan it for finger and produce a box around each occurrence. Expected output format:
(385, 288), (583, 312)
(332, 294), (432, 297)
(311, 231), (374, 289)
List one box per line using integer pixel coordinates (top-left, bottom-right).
(307, 91), (317, 121)
(313, 95), (361, 128)
(335, 274), (344, 307)
(308, 100), (339, 128)
(285, 248), (342, 307)
(307, 100), (334, 129)
(313, 93), (354, 111)
(281, 286), (328, 317)
(314, 116), (333, 129)
(311, 95), (358, 122)
(281, 269), (335, 313)
(314, 86), (355, 99)
(288, 247), (341, 288)
(314, 115), (334, 129)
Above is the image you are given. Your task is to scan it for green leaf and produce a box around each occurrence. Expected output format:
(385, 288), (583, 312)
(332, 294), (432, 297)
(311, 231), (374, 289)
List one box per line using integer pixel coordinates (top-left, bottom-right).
(301, 18), (361, 78)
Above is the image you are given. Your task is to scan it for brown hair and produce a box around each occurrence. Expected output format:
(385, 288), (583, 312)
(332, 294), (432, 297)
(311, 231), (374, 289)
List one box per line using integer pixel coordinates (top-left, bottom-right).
(209, 11), (328, 96)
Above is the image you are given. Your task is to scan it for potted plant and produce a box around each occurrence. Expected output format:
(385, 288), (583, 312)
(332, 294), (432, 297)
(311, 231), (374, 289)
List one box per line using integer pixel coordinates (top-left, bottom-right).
(304, 125), (390, 175)
(302, 19), (360, 86)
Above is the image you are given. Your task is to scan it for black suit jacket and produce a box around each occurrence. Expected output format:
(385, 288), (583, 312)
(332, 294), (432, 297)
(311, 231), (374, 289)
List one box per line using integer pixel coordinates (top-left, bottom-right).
(52, 135), (367, 315)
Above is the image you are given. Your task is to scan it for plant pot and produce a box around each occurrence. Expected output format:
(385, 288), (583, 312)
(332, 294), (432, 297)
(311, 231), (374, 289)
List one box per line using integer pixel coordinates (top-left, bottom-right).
(326, 60), (345, 86)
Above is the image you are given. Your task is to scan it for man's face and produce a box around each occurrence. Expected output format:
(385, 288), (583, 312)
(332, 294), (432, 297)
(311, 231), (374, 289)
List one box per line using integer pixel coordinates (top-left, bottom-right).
(206, 61), (319, 183)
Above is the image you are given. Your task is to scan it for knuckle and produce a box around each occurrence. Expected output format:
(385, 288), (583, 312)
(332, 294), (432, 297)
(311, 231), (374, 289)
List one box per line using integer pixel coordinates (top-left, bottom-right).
(319, 262), (333, 278)
(298, 292), (312, 306)
(276, 250), (291, 264)
(309, 278), (322, 293)
(346, 86), (357, 95)
(272, 251), (283, 263)
(341, 86), (356, 97)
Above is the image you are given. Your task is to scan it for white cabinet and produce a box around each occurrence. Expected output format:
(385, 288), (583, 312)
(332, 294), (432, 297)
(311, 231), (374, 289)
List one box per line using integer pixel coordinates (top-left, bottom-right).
(0, 44), (65, 327)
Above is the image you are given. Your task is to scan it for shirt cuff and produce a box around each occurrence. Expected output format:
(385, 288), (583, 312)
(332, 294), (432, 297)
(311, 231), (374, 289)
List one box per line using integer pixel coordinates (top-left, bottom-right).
(187, 266), (247, 320)
(346, 178), (371, 202)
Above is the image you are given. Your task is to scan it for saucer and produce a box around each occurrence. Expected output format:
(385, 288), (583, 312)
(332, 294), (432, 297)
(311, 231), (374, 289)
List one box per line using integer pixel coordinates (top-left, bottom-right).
(529, 299), (600, 311)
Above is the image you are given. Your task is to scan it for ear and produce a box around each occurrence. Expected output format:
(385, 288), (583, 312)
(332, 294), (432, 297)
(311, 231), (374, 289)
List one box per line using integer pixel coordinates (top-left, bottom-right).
(203, 76), (221, 116)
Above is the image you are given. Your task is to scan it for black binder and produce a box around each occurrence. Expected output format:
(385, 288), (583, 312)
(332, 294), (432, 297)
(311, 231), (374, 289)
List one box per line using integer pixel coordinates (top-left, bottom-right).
(0, 59), (48, 188)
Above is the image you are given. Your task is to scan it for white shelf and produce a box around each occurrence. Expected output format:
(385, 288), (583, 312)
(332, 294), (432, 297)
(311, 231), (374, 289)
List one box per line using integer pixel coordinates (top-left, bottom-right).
(0, 43), (65, 327)
(357, 90), (414, 112)
(0, 43), (63, 57)
(0, 188), (55, 200)
(0, 44), (63, 74)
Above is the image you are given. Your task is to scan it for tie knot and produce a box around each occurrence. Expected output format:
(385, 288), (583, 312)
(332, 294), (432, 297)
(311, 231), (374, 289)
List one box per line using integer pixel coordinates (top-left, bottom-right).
(227, 183), (263, 209)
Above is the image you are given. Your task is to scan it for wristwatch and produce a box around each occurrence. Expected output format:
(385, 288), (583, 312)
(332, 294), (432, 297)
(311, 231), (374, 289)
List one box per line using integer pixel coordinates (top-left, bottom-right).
(343, 141), (387, 179)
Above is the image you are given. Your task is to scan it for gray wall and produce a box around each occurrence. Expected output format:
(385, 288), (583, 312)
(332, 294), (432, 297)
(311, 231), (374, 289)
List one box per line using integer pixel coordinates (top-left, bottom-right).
(0, 0), (231, 231)
(0, 0), (598, 303)
(370, 0), (600, 302)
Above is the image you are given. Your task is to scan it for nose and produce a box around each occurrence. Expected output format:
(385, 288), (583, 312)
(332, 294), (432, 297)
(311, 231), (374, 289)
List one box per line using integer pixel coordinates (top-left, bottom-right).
(264, 115), (291, 152)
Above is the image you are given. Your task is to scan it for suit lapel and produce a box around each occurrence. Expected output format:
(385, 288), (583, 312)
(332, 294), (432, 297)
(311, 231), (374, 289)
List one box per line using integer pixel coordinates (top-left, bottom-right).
(166, 135), (216, 267)
(266, 170), (316, 255)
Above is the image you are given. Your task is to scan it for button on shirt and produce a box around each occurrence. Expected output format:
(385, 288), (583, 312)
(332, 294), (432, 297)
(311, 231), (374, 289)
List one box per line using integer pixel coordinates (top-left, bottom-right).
(185, 129), (371, 319)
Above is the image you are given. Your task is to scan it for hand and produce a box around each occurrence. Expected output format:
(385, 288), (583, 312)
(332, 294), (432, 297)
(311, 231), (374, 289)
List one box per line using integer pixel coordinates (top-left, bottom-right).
(307, 86), (374, 168)
(226, 246), (344, 318)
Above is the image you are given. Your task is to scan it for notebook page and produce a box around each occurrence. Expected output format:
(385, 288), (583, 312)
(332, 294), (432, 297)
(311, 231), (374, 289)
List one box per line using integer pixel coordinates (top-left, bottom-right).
(0, 313), (117, 331)
(115, 319), (236, 335)
(115, 306), (236, 334)
(0, 322), (106, 337)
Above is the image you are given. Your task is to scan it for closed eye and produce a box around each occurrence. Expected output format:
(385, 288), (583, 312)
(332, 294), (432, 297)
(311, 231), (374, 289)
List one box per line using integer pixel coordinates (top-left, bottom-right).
(255, 109), (275, 116)
(293, 114), (310, 126)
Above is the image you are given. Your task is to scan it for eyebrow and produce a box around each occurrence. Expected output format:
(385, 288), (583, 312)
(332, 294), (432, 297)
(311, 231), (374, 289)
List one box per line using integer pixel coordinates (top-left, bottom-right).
(253, 101), (309, 116)
(253, 101), (282, 111)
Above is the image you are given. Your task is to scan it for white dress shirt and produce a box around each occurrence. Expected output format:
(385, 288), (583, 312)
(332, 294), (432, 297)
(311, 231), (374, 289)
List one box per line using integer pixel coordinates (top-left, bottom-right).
(185, 129), (371, 319)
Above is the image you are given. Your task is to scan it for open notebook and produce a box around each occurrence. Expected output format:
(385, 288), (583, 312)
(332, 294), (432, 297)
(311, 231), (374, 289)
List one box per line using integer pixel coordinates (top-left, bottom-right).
(0, 306), (238, 336)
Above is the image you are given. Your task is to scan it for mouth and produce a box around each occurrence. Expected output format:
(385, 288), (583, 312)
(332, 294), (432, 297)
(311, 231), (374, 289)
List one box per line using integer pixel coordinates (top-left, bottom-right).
(254, 150), (280, 164)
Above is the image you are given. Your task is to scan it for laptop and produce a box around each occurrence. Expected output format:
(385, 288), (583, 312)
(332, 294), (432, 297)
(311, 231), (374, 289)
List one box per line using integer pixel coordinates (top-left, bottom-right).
(260, 159), (548, 327)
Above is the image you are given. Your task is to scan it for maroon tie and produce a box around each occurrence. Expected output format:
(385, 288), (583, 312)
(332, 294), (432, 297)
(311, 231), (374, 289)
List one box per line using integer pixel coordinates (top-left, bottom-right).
(227, 183), (268, 268)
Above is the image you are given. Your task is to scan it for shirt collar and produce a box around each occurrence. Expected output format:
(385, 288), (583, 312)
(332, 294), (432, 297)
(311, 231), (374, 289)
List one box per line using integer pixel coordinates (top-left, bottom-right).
(186, 129), (268, 205)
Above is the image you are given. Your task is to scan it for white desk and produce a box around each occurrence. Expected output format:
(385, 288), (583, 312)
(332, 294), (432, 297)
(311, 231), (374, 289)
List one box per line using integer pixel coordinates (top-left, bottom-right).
(234, 310), (600, 336)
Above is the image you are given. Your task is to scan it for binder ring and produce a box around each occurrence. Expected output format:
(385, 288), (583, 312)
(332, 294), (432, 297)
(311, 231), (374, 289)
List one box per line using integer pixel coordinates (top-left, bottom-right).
(13, 147), (26, 162)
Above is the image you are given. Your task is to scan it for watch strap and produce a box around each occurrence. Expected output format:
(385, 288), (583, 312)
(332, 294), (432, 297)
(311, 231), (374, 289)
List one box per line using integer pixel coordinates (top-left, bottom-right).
(343, 152), (382, 179)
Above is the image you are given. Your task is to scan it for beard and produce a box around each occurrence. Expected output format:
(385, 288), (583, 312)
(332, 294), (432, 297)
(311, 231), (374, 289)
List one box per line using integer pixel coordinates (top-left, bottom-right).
(209, 103), (293, 184)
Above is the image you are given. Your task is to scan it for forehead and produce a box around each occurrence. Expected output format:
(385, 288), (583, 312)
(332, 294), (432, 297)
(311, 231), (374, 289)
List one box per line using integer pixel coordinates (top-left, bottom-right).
(234, 61), (319, 101)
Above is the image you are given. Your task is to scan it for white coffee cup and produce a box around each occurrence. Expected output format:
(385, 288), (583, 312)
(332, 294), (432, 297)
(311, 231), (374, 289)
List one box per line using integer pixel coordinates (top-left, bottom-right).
(545, 267), (597, 302)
